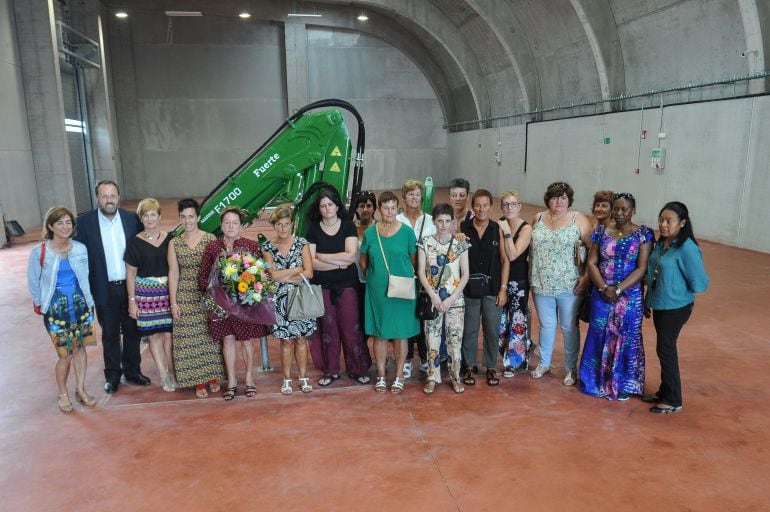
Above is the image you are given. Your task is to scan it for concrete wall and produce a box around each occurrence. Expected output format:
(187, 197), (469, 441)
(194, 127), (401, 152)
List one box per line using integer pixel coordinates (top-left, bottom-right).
(108, 13), (287, 199)
(0, 0), (41, 232)
(306, 28), (447, 190)
(448, 95), (770, 253)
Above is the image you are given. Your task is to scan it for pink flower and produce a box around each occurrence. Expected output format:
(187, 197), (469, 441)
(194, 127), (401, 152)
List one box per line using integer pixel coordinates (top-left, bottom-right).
(254, 282), (263, 292)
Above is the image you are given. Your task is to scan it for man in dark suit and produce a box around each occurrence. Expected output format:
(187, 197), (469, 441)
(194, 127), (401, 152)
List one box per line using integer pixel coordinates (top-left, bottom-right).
(75, 180), (151, 393)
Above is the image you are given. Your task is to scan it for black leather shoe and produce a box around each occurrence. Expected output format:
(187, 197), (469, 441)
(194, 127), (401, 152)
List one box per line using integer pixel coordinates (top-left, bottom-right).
(125, 373), (151, 386)
(104, 381), (119, 394)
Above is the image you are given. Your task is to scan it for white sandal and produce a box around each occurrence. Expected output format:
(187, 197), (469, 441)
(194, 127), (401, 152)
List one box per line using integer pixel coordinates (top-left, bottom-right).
(281, 379), (293, 395)
(374, 376), (387, 394)
(391, 377), (405, 394)
(298, 377), (313, 393)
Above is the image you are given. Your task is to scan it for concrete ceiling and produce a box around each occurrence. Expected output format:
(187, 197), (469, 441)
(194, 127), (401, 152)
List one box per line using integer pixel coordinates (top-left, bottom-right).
(101, 0), (769, 127)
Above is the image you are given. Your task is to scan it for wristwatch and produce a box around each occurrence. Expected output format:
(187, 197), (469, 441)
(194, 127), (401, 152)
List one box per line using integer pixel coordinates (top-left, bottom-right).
(503, 232), (512, 239)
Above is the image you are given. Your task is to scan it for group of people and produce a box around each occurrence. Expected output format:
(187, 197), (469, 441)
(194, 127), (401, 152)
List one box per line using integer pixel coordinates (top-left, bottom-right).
(28, 178), (708, 415)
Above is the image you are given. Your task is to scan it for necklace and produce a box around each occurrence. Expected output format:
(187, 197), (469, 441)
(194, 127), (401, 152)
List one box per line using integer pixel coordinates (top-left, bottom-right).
(379, 221), (395, 235)
(144, 231), (161, 240)
(321, 218), (340, 228)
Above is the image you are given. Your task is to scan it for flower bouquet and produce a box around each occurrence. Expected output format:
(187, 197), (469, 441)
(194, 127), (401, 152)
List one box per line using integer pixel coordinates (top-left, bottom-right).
(205, 250), (278, 325)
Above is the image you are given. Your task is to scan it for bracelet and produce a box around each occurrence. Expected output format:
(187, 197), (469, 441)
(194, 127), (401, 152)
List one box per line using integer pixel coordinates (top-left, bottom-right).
(129, 297), (135, 302)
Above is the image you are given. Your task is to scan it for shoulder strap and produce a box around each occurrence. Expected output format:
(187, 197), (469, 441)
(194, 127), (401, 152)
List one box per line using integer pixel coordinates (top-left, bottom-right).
(417, 214), (426, 241)
(375, 225), (391, 275)
(432, 235), (454, 290)
(512, 221), (527, 240)
(39, 242), (46, 267)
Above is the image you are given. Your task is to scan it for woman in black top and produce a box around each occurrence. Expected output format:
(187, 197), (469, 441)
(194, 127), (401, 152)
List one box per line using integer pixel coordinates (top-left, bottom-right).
(460, 189), (509, 386)
(125, 198), (175, 392)
(497, 189), (533, 377)
(306, 188), (372, 386)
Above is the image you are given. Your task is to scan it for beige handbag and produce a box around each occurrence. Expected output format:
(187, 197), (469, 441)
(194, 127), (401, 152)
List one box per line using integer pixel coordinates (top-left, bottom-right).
(375, 224), (416, 300)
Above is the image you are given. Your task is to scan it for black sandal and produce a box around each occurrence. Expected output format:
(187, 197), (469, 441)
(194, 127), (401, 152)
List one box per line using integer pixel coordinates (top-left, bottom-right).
(486, 368), (500, 386)
(244, 385), (257, 397)
(318, 374), (339, 387)
(223, 386), (237, 401)
(462, 369), (476, 386)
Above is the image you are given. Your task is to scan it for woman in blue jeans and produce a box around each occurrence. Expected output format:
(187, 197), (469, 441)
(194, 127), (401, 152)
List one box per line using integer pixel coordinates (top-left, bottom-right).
(529, 182), (592, 386)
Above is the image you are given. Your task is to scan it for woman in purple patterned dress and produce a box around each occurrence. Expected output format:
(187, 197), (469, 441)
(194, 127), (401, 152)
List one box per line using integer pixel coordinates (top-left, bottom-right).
(579, 193), (653, 400)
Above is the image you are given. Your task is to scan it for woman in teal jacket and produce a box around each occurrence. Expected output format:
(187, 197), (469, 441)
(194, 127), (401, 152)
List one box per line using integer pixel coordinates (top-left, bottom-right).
(643, 202), (709, 414)
(28, 206), (96, 413)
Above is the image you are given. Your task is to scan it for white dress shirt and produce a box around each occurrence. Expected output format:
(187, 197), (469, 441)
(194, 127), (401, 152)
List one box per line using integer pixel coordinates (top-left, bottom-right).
(98, 209), (128, 281)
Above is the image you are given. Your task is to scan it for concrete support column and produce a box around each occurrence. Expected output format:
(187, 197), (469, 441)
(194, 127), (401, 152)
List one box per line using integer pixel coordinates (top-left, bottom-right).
(13, 0), (76, 217)
(69, 0), (120, 192)
(284, 22), (309, 113)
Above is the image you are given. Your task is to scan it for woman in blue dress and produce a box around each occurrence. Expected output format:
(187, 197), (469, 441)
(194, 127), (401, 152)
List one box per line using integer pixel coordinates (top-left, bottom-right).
(579, 193), (653, 400)
(28, 206), (96, 413)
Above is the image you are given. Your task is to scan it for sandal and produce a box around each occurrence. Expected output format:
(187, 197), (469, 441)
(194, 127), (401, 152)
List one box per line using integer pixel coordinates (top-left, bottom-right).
(318, 374), (339, 387)
(208, 379), (221, 393)
(374, 376), (387, 394)
(195, 384), (208, 399)
(423, 381), (436, 395)
(223, 386), (237, 401)
(462, 369), (476, 386)
(650, 403), (683, 414)
(281, 379), (293, 395)
(75, 389), (96, 407)
(298, 377), (313, 393)
(244, 385), (257, 397)
(502, 366), (515, 378)
(451, 379), (465, 394)
(390, 377), (405, 394)
(486, 368), (500, 386)
(353, 375), (371, 385)
(58, 393), (73, 413)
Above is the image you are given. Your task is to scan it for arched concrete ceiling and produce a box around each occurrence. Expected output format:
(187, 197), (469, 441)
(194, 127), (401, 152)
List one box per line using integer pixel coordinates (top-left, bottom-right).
(103, 0), (768, 126)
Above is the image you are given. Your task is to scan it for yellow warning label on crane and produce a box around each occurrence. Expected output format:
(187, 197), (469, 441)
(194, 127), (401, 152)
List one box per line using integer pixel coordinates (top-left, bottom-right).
(331, 146), (342, 157)
(329, 162), (341, 172)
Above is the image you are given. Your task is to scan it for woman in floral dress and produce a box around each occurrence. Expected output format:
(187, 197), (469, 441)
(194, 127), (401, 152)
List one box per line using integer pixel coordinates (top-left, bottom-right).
(579, 193), (653, 400)
(497, 189), (532, 377)
(262, 205), (316, 395)
(168, 198), (224, 398)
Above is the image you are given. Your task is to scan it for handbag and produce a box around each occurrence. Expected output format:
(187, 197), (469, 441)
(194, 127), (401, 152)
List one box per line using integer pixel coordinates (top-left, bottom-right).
(574, 239), (587, 274)
(287, 274), (325, 321)
(33, 243), (46, 315)
(416, 235), (454, 321)
(375, 224), (416, 300)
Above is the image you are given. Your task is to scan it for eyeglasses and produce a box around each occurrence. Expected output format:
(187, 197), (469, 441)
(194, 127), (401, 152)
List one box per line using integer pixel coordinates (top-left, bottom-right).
(501, 201), (520, 208)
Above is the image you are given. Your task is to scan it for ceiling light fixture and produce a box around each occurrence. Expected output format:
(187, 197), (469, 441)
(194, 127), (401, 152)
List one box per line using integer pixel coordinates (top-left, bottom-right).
(238, 12), (251, 19)
(357, 9), (368, 21)
(115, 11), (128, 18)
(164, 11), (202, 17)
(288, 0), (322, 18)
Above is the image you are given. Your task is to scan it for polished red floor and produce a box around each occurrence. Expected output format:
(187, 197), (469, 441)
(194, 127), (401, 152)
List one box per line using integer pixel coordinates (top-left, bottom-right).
(2, 195), (769, 511)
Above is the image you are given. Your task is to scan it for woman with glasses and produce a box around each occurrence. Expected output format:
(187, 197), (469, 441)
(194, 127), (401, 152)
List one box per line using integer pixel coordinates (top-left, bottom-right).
(642, 202), (708, 413)
(529, 182), (593, 386)
(497, 189), (532, 377)
(262, 205), (315, 395)
(579, 193), (653, 400)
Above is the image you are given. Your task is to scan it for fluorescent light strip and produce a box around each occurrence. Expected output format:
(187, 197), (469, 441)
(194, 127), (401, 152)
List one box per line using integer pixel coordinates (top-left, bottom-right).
(65, 118), (83, 127)
(164, 11), (202, 17)
(65, 126), (84, 133)
(287, 13), (322, 17)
